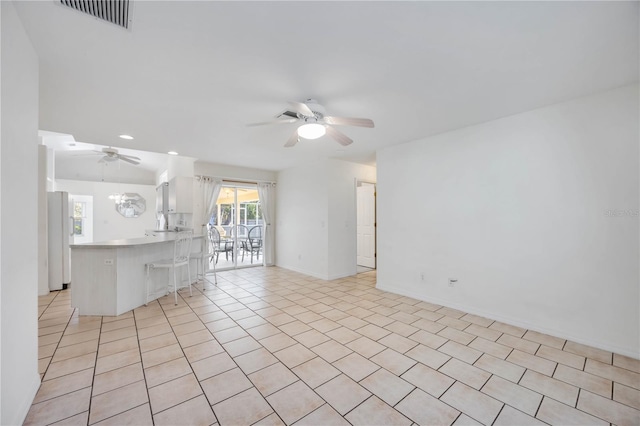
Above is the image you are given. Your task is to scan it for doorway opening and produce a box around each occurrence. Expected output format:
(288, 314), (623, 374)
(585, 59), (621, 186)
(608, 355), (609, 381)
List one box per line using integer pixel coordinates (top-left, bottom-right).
(356, 181), (376, 273)
(208, 184), (264, 270)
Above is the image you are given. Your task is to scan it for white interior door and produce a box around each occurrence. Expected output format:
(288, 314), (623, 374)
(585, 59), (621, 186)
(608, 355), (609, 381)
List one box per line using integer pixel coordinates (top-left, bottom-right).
(357, 183), (376, 268)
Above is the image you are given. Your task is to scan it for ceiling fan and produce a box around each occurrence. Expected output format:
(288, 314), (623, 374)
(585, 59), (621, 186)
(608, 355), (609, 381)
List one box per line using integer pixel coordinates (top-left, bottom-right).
(77, 147), (141, 165)
(249, 99), (374, 148)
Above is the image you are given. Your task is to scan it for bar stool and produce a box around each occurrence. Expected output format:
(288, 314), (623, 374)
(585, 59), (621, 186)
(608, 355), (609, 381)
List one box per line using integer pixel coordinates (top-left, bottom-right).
(190, 226), (218, 287)
(146, 230), (193, 305)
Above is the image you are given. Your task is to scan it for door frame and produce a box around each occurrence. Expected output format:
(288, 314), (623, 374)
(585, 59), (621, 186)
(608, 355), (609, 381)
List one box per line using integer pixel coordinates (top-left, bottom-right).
(355, 179), (377, 270)
(212, 183), (264, 271)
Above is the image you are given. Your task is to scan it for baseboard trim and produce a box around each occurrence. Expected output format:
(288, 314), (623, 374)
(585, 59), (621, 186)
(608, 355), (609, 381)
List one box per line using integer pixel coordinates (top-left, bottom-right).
(274, 264), (357, 281)
(275, 263), (328, 280)
(377, 283), (639, 359)
(327, 271), (355, 281)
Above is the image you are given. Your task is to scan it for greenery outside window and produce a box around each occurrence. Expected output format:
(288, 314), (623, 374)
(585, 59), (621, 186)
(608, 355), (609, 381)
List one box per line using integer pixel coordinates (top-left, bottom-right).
(73, 201), (86, 236)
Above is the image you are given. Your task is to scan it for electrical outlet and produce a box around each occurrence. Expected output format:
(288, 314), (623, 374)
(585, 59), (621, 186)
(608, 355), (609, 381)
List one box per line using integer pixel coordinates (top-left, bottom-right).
(104, 259), (114, 266)
(448, 278), (457, 287)
(420, 273), (425, 282)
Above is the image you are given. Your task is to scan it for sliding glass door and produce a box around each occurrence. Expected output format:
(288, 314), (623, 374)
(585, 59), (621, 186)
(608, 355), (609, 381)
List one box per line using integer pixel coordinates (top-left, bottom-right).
(209, 184), (263, 270)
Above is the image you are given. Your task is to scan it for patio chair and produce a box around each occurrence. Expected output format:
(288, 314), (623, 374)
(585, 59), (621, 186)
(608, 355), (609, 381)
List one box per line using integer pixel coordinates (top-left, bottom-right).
(211, 226), (234, 263)
(235, 224), (249, 261)
(246, 225), (263, 264)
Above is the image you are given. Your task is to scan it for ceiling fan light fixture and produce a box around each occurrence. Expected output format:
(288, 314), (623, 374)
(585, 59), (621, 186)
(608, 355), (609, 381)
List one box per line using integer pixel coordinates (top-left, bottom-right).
(298, 123), (326, 140)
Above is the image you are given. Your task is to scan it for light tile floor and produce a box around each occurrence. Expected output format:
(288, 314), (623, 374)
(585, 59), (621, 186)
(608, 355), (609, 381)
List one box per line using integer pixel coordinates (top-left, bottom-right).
(213, 247), (263, 270)
(28, 267), (640, 425)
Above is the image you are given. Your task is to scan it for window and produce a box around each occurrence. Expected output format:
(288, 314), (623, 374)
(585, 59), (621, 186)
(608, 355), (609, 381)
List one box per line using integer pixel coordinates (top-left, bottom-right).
(73, 201), (86, 236)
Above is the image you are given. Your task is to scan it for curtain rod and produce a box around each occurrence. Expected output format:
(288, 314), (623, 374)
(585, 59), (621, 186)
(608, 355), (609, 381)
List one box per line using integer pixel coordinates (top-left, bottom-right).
(194, 175), (276, 185)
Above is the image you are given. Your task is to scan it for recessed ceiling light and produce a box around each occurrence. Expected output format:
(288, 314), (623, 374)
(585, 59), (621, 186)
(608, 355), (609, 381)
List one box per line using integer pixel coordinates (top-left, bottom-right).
(168, 151), (178, 156)
(119, 134), (134, 140)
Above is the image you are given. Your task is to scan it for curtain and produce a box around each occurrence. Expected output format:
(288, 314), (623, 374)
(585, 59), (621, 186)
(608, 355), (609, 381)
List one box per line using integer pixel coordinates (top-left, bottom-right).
(199, 177), (223, 230)
(257, 182), (275, 266)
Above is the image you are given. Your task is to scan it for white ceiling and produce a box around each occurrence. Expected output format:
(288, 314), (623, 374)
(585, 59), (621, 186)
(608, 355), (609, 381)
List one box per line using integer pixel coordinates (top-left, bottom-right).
(14, 1), (639, 172)
(40, 131), (181, 184)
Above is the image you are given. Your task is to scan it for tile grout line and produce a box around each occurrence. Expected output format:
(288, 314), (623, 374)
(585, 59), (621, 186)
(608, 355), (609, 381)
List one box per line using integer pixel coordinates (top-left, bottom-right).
(38, 299), (79, 387)
(192, 280), (299, 425)
(37, 290), (62, 320)
(36, 311), (103, 423)
(158, 284), (281, 424)
(156, 289), (220, 421)
(35, 295), (95, 425)
(532, 392), (546, 421)
(198, 274), (365, 423)
(214, 272), (556, 420)
(85, 313), (105, 425)
(31, 270), (639, 426)
(489, 403), (506, 426)
(132, 301), (156, 425)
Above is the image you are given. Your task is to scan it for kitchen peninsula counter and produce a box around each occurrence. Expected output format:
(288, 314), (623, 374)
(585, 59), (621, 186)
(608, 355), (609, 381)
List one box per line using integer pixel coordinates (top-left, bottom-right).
(71, 232), (190, 248)
(70, 232), (204, 316)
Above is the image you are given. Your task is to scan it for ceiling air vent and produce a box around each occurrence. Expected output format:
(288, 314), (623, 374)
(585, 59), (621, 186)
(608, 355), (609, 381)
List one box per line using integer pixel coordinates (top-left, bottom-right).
(277, 111), (298, 119)
(60, 0), (131, 30)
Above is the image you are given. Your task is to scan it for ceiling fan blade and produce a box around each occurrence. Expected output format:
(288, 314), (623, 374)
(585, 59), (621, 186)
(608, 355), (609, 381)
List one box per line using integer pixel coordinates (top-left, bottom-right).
(284, 130), (299, 148)
(288, 101), (314, 117)
(324, 116), (374, 128)
(97, 157), (106, 164)
(326, 126), (353, 146)
(72, 151), (102, 156)
(247, 118), (298, 127)
(119, 154), (141, 161)
(119, 156), (140, 165)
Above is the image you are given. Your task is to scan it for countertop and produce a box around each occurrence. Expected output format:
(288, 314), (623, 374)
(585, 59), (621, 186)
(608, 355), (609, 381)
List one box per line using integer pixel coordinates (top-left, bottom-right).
(71, 231), (204, 249)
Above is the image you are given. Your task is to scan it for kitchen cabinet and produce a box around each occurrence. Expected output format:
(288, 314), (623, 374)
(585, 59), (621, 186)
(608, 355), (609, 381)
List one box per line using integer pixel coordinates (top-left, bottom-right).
(167, 176), (193, 213)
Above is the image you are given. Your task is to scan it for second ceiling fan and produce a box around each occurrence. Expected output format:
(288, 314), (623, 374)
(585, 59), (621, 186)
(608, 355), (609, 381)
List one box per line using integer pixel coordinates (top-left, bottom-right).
(75, 147), (141, 165)
(249, 99), (374, 148)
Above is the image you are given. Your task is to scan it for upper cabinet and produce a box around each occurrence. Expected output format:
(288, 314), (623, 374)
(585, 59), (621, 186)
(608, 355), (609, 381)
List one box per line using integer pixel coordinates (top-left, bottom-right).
(167, 176), (193, 213)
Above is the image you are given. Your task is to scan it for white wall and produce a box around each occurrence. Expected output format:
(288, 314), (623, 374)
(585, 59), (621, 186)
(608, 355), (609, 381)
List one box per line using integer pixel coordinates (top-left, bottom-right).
(377, 85), (639, 357)
(1, 2), (41, 423)
(55, 155), (157, 185)
(55, 180), (157, 242)
(276, 161), (329, 279)
(37, 144), (49, 295)
(327, 160), (376, 279)
(168, 156), (195, 181)
(275, 159), (376, 280)
(194, 161), (277, 183)
(46, 147), (54, 191)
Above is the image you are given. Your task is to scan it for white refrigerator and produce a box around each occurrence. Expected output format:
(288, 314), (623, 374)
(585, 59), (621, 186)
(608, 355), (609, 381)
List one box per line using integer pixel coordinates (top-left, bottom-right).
(48, 191), (73, 290)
